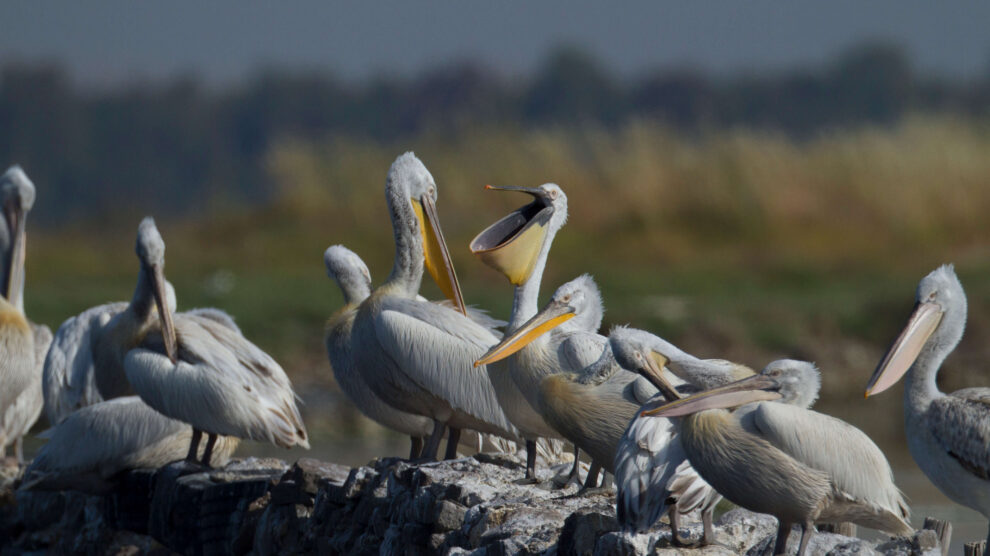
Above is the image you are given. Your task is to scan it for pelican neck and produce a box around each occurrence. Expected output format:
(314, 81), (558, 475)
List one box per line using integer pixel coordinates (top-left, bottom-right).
(507, 222), (557, 332)
(383, 179), (424, 297)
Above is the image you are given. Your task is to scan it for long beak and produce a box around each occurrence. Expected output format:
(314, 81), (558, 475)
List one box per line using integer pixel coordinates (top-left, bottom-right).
(865, 301), (942, 397)
(469, 185), (553, 286)
(641, 374), (782, 418)
(4, 202), (26, 311)
(474, 298), (575, 367)
(413, 195), (466, 315)
(151, 264), (178, 364)
(635, 350), (682, 402)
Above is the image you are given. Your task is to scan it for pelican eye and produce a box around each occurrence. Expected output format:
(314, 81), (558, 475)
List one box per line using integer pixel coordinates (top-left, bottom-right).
(561, 294), (572, 303)
(428, 186), (435, 196)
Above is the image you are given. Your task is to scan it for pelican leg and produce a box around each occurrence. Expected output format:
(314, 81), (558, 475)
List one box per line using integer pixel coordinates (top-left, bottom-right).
(702, 504), (715, 546)
(409, 436), (424, 460)
(553, 444), (583, 488)
(668, 505), (690, 547)
(14, 436), (24, 464)
(584, 461), (602, 488)
(200, 433), (218, 467)
(796, 521), (815, 556)
(186, 429), (203, 463)
(421, 421), (444, 461)
(772, 520), (792, 556)
(444, 428), (461, 460)
(514, 439), (540, 485)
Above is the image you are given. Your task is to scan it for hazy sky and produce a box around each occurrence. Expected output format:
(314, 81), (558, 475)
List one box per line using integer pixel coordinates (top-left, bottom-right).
(2, 1), (989, 89)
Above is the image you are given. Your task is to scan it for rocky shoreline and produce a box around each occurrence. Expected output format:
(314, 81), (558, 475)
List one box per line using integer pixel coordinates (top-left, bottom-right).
(0, 454), (943, 555)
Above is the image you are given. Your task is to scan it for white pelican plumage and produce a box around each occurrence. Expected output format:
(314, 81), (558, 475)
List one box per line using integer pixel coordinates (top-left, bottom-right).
(324, 244), (435, 459)
(866, 264), (990, 554)
(0, 167), (37, 437)
(352, 153), (517, 460)
(0, 166), (51, 461)
(21, 396), (239, 493)
(471, 183), (577, 480)
(647, 360), (912, 556)
(122, 218), (308, 464)
(477, 275), (659, 489)
(43, 301), (128, 425)
(609, 326), (754, 544)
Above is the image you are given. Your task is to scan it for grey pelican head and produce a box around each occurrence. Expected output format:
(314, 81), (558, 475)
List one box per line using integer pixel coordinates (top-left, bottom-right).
(641, 359), (820, 418)
(0, 166), (35, 308)
(469, 182), (568, 286)
(866, 264), (966, 397)
(474, 273), (601, 367)
(387, 152), (465, 314)
(135, 217), (177, 364)
(609, 326), (754, 399)
(324, 245), (372, 304)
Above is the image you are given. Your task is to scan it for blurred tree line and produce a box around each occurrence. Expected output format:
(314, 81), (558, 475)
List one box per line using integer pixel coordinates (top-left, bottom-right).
(2, 41), (989, 225)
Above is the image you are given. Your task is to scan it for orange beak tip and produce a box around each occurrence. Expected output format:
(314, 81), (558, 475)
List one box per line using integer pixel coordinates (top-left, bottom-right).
(484, 184), (493, 190)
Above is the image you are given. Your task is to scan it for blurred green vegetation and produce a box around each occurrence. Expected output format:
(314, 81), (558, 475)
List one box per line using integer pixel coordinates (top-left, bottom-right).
(22, 116), (990, 424)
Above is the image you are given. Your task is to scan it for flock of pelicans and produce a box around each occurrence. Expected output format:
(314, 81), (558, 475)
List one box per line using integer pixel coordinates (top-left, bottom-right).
(0, 153), (987, 556)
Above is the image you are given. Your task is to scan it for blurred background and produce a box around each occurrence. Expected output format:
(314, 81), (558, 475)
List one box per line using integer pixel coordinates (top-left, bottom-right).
(3, 1), (990, 545)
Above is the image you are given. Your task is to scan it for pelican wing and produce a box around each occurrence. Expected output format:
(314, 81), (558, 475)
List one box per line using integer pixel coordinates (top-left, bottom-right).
(127, 313), (309, 449)
(748, 402), (911, 530)
(557, 330), (608, 372)
(434, 299), (507, 337)
(614, 412), (680, 532)
(929, 388), (990, 480)
(375, 296), (515, 433)
(42, 302), (127, 425)
(184, 307), (242, 334)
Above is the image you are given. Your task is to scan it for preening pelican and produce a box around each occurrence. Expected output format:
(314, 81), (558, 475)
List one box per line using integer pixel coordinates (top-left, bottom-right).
(477, 275), (658, 489)
(647, 360), (912, 556)
(0, 166), (51, 461)
(21, 396), (238, 494)
(123, 218), (308, 464)
(609, 326), (754, 544)
(324, 245), (435, 459)
(0, 167), (37, 427)
(89, 219), (180, 401)
(866, 264), (990, 554)
(471, 183), (576, 480)
(351, 153), (517, 460)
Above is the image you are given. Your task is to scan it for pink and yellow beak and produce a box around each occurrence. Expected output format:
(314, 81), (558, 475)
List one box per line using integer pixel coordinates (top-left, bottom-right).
(474, 297), (575, 367)
(469, 185), (554, 286)
(865, 301), (943, 398)
(150, 264), (178, 365)
(630, 350), (682, 402)
(640, 374), (782, 418)
(412, 194), (466, 315)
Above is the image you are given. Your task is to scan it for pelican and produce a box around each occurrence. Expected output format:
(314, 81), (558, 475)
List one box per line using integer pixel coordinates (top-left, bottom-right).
(324, 244), (436, 459)
(609, 325), (754, 544)
(0, 168), (37, 427)
(476, 275), (659, 489)
(351, 153), (517, 460)
(20, 396), (239, 494)
(866, 264), (990, 554)
(122, 218), (308, 464)
(471, 183), (577, 481)
(646, 359), (912, 556)
(0, 166), (51, 461)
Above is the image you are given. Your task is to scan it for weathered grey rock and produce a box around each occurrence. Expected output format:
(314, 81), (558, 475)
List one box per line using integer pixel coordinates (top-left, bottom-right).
(1, 453), (942, 556)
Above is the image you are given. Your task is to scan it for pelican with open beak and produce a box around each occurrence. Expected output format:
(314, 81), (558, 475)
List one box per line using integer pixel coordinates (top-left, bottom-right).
(352, 153), (519, 461)
(467, 183), (577, 480)
(645, 360), (912, 556)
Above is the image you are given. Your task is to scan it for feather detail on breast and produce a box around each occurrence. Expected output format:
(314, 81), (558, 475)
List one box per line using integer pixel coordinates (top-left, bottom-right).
(929, 388), (990, 481)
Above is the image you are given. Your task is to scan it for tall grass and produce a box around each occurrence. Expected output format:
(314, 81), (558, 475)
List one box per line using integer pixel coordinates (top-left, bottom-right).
(22, 116), (990, 440)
